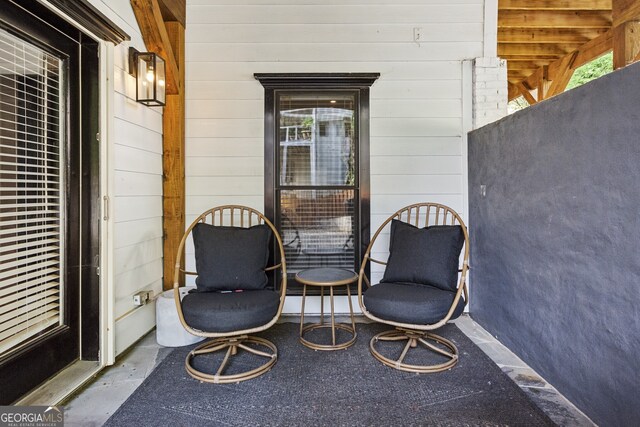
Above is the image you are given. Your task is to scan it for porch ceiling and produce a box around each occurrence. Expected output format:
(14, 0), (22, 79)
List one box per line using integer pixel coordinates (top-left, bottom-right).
(499, 0), (612, 82)
(499, 0), (631, 102)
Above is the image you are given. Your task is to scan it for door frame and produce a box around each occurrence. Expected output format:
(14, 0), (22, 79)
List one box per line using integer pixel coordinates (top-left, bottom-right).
(39, 0), (118, 368)
(43, 0), (124, 368)
(43, 0), (127, 367)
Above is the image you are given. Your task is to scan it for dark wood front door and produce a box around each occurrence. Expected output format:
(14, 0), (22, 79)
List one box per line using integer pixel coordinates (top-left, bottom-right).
(0, 1), (99, 404)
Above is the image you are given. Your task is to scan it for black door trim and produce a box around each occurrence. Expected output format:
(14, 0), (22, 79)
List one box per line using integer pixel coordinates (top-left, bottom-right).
(9, 0), (130, 44)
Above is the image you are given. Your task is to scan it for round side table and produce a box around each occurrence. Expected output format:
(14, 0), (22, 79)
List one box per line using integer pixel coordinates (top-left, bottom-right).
(296, 267), (358, 351)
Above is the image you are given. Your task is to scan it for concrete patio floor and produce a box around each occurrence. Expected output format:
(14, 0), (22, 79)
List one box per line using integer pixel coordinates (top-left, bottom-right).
(61, 314), (594, 426)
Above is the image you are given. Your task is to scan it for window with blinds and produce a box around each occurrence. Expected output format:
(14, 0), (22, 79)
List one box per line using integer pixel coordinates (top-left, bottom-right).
(0, 28), (64, 357)
(277, 93), (357, 274)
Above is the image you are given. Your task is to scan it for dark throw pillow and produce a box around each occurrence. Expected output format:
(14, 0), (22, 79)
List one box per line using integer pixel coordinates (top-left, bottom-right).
(192, 223), (271, 292)
(381, 219), (464, 291)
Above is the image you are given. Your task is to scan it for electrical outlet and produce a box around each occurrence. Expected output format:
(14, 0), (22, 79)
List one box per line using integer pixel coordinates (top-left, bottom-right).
(133, 290), (153, 306)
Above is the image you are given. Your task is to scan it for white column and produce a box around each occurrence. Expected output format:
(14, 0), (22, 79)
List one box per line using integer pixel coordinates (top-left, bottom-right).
(472, 57), (508, 129)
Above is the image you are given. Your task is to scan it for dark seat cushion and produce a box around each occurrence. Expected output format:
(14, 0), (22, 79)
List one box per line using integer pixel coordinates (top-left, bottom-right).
(192, 223), (271, 292)
(382, 220), (464, 292)
(363, 282), (465, 325)
(182, 290), (280, 333)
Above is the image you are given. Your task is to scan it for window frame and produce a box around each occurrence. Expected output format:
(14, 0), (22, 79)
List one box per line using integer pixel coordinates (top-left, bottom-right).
(255, 73), (379, 294)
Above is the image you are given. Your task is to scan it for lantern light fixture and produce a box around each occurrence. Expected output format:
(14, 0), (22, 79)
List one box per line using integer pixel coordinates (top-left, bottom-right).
(128, 47), (166, 107)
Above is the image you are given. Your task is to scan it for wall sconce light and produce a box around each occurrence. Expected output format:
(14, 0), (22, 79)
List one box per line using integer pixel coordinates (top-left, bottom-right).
(128, 47), (166, 107)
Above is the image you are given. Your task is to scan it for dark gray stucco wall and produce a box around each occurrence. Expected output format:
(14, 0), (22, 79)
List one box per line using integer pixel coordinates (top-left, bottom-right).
(468, 62), (640, 427)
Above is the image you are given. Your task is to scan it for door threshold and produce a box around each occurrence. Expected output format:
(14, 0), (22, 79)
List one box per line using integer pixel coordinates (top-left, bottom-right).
(15, 360), (102, 406)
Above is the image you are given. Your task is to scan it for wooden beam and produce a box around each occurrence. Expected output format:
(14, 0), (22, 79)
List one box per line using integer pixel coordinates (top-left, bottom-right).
(498, 28), (608, 43)
(157, 0), (186, 26)
(549, 27), (614, 74)
(536, 66), (549, 102)
(613, 20), (640, 67)
(499, 10), (612, 28)
(508, 77), (526, 86)
(499, 0), (611, 10)
(506, 60), (553, 70)
(515, 82), (538, 105)
(545, 69), (575, 97)
(501, 55), (560, 61)
(613, 0), (640, 26)
(131, 2), (187, 290)
(508, 70), (538, 80)
(130, 0), (180, 95)
(612, 1), (640, 68)
(507, 71), (539, 80)
(163, 21), (186, 290)
(546, 52), (578, 98)
(499, 43), (583, 57)
(508, 70), (546, 80)
(507, 82), (520, 100)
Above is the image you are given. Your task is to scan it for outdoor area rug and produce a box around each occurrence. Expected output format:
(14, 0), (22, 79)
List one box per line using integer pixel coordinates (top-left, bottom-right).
(105, 322), (554, 426)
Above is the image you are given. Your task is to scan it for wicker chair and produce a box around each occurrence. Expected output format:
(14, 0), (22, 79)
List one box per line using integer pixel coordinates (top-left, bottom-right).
(357, 203), (469, 373)
(173, 206), (287, 383)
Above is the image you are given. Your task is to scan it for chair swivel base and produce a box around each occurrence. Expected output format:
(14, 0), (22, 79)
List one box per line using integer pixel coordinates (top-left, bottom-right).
(370, 328), (458, 373)
(185, 335), (277, 384)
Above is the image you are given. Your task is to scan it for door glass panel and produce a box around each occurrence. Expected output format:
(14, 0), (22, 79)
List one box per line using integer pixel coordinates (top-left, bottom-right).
(0, 28), (64, 357)
(277, 93), (357, 275)
(279, 94), (355, 186)
(280, 189), (355, 273)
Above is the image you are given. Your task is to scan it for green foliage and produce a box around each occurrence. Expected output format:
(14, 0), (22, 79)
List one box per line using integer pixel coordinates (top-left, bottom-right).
(301, 116), (314, 129)
(565, 52), (613, 91)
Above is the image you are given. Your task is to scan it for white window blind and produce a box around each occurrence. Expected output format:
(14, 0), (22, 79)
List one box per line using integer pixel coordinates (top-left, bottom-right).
(0, 28), (64, 357)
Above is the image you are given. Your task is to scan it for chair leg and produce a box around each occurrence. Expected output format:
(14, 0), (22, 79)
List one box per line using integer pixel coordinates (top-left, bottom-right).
(369, 328), (458, 373)
(185, 335), (277, 384)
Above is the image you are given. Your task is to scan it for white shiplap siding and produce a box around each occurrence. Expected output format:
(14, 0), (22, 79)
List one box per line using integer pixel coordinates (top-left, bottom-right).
(86, 0), (164, 355)
(111, 48), (163, 354)
(185, 1), (483, 293)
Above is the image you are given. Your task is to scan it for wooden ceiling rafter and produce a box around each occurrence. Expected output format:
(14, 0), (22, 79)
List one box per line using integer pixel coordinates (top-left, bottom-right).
(500, 0), (640, 104)
(498, 28), (609, 44)
(613, 0), (640, 24)
(157, 0), (186, 26)
(499, 10), (612, 29)
(499, 0), (612, 102)
(511, 82), (538, 105)
(500, 0), (612, 9)
(546, 51), (579, 97)
(499, 43), (585, 57)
